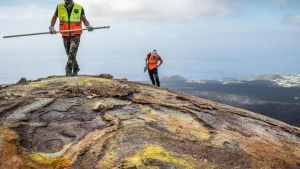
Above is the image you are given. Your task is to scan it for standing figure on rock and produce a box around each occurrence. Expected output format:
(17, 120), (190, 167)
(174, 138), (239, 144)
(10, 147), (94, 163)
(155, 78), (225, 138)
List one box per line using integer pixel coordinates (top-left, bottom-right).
(49, 0), (94, 76)
(145, 50), (164, 87)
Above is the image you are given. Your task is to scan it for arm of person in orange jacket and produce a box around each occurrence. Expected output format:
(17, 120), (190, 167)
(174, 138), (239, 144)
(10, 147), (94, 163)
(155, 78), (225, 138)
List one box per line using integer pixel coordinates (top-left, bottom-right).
(158, 56), (163, 68)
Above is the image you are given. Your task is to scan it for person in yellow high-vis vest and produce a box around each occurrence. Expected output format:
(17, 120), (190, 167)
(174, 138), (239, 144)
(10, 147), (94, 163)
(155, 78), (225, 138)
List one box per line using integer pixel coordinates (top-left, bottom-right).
(49, 0), (94, 76)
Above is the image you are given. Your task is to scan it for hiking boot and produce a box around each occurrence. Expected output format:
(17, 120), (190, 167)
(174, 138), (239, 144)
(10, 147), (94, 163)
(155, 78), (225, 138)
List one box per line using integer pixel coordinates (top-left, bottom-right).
(66, 72), (72, 76)
(73, 68), (80, 76)
(66, 70), (72, 76)
(72, 71), (78, 76)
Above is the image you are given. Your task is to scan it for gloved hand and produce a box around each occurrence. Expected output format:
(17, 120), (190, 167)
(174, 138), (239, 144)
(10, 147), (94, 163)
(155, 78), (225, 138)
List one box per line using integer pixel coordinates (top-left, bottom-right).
(144, 66), (147, 72)
(87, 25), (94, 32)
(49, 26), (56, 34)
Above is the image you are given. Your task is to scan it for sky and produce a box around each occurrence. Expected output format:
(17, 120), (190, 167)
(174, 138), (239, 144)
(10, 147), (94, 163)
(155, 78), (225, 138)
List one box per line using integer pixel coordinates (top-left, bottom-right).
(0, 0), (300, 83)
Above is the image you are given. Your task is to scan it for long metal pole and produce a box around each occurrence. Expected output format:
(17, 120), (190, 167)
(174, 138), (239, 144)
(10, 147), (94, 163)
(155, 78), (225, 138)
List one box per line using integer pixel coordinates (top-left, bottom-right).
(2, 26), (110, 39)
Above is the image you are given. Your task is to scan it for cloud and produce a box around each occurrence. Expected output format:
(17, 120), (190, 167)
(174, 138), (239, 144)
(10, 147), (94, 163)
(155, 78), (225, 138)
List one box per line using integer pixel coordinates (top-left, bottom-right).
(282, 15), (300, 26)
(77, 0), (242, 22)
(0, 0), (297, 23)
(276, 0), (289, 4)
(0, 5), (50, 21)
(276, 0), (295, 4)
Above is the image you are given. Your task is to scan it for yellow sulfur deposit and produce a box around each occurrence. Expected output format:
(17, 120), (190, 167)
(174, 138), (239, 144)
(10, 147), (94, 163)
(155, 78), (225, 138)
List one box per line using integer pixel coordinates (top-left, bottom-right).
(0, 76), (299, 169)
(122, 145), (193, 169)
(22, 151), (71, 168)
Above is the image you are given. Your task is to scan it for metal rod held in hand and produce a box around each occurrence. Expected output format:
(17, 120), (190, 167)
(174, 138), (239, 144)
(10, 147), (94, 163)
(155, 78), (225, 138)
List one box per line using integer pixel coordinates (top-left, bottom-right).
(2, 26), (110, 39)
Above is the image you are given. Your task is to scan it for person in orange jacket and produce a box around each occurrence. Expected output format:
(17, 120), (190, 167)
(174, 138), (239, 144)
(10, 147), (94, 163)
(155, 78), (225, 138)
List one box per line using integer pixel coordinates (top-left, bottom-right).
(49, 0), (94, 76)
(145, 50), (163, 87)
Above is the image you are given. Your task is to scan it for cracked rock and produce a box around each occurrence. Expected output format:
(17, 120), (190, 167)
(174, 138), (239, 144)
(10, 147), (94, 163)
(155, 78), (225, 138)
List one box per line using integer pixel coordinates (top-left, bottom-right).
(0, 75), (299, 169)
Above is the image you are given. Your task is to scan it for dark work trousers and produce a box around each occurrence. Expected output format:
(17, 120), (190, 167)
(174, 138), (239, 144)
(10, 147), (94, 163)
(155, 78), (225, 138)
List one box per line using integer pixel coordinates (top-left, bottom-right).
(63, 34), (81, 75)
(148, 68), (160, 87)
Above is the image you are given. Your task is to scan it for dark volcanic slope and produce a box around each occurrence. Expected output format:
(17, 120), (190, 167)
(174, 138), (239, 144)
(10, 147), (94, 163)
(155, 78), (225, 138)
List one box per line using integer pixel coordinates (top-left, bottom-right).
(0, 76), (299, 169)
(162, 81), (300, 127)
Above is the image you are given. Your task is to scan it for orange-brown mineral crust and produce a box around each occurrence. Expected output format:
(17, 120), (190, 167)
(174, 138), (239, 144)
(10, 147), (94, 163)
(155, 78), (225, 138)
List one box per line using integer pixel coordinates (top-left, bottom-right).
(0, 75), (299, 169)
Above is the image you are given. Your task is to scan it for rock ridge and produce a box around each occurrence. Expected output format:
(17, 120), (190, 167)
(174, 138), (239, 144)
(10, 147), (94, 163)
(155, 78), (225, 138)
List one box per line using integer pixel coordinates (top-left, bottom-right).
(0, 75), (299, 169)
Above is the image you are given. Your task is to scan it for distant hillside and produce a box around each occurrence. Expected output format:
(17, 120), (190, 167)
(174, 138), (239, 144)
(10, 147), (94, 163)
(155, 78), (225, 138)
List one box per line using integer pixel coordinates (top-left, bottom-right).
(247, 74), (300, 87)
(215, 74), (300, 88)
(250, 74), (283, 81)
(163, 79), (300, 127)
(161, 75), (187, 82)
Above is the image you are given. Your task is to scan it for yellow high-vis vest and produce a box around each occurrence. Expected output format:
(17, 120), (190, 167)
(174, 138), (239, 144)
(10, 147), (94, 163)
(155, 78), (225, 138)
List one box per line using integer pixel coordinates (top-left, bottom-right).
(58, 3), (83, 36)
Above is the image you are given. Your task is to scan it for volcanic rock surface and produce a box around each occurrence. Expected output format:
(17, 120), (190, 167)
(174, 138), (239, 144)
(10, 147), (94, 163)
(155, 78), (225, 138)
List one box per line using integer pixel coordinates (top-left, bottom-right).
(0, 75), (299, 169)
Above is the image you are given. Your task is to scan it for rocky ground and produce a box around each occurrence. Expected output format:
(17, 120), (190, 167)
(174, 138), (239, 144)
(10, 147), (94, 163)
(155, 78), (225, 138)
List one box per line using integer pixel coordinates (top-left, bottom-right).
(0, 75), (299, 169)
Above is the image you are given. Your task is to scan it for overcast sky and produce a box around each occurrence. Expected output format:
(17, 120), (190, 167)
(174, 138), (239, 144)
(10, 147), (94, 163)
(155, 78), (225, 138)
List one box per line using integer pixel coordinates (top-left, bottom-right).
(0, 0), (300, 83)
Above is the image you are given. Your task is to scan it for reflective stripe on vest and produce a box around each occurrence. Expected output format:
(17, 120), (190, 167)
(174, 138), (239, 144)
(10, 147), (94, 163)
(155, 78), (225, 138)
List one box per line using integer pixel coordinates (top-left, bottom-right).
(58, 3), (82, 36)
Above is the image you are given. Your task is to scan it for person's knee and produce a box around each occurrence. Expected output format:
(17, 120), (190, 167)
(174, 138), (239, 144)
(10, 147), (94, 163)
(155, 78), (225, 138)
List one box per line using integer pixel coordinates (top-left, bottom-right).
(67, 59), (73, 63)
(68, 52), (76, 59)
(67, 58), (75, 65)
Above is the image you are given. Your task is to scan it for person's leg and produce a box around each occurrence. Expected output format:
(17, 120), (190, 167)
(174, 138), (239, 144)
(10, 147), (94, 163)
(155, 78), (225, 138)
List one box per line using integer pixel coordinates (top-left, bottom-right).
(73, 60), (79, 75)
(69, 35), (81, 75)
(153, 68), (160, 87)
(148, 69), (156, 85)
(63, 36), (72, 76)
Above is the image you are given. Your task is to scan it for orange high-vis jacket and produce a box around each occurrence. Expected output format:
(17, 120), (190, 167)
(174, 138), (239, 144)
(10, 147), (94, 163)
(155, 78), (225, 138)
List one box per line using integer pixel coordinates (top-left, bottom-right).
(147, 53), (162, 70)
(57, 3), (82, 37)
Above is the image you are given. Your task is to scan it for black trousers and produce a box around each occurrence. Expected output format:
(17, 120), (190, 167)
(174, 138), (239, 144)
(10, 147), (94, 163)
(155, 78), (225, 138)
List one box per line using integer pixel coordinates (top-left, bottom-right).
(148, 68), (160, 87)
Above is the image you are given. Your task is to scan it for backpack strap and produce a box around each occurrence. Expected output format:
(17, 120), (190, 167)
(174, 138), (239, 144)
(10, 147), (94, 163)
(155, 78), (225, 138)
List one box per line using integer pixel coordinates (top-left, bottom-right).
(147, 53), (151, 60)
